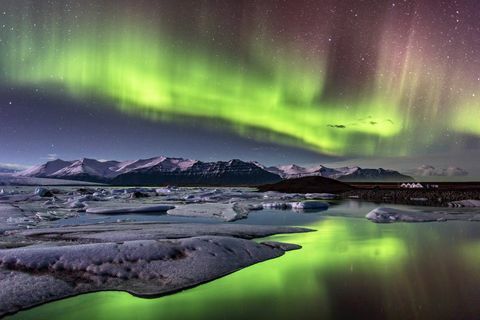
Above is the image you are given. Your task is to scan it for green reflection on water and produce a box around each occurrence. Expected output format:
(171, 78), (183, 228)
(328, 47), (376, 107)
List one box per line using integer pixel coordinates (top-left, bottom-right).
(9, 217), (480, 320)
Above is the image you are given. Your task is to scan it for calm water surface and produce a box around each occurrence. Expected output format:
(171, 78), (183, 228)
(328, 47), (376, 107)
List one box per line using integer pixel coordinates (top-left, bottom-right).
(9, 201), (480, 320)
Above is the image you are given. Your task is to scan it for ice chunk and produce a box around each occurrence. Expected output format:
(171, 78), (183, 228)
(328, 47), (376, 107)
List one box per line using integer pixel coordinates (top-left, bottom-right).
(155, 188), (172, 194)
(366, 207), (437, 223)
(290, 201), (329, 210)
(34, 188), (53, 197)
(167, 203), (247, 222)
(448, 200), (480, 207)
(305, 193), (337, 200)
(262, 202), (292, 209)
(86, 204), (175, 215)
(67, 200), (87, 209)
(35, 211), (64, 221)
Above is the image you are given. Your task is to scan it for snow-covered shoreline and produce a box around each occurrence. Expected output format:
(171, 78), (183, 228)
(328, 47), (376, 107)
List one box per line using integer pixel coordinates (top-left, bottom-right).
(0, 222), (310, 317)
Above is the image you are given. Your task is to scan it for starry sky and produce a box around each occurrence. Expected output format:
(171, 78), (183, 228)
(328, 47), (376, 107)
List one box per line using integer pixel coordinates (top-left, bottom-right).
(1, 0), (480, 173)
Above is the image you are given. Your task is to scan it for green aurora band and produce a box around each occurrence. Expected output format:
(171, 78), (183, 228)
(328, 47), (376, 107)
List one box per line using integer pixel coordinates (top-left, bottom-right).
(1, 2), (477, 156)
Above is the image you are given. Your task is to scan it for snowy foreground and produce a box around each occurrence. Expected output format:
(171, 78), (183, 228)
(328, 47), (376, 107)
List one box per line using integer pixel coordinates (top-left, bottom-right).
(0, 226), (307, 316)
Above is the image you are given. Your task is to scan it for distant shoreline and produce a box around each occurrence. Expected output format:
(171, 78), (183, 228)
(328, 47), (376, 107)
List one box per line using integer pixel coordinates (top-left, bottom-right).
(341, 188), (480, 207)
(348, 181), (480, 190)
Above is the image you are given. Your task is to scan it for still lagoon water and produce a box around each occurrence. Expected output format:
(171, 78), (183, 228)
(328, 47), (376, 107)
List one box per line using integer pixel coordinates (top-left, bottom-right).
(9, 201), (480, 319)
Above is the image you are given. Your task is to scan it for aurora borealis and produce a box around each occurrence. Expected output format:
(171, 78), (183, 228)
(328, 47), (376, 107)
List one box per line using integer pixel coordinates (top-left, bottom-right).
(1, 0), (480, 166)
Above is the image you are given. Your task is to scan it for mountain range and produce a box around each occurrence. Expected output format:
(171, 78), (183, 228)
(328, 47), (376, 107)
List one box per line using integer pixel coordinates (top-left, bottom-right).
(16, 157), (414, 186)
(260, 163), (412, 182)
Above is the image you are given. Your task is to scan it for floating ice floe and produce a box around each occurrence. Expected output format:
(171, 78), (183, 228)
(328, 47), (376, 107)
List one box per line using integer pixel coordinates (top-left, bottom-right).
(262, 201), (329, 211)
(66, 200), (87, 209)
(86, 204), (175, 215)
(71, 195), (107, 203)
(262, 191), (284, 198)
(448, 200), (480, 207)
(262, 202), (291, 210)
(366, 207), (440, 223)
(155, 188), (172, 194)
(290, 201), (329, 210)
(34, 187), (53, 197)
(0, 189), (19, 196)
(6, 216), (33, 224)
(242, 203), (264, 211)
(35, 211), (64, 221)
(167, 203), (248, 222)
(43, 199), (56, 206)
(305, 193), (337, 200)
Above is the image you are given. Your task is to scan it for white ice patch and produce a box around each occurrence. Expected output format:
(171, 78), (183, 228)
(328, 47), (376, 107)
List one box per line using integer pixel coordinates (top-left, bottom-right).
(167, 203), (247, 222)
(290, 201), (329, 210)
(86, 205), (175, 215)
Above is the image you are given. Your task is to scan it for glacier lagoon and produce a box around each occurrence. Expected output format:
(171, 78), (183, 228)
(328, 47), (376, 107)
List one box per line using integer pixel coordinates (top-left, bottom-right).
(7, 200), (480, 320)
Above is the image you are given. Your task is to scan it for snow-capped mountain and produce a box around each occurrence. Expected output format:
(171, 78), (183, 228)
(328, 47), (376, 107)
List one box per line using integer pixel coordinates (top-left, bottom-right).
(48, 158), (121, 182)
(18, 157), (282, 186)
(275, 164), (311, 176)
(309, 165), (344, 177)
(111, 159), (281, 186)
(263, 164), (342, 179)
(114, 157), (198, 174)
(335, 167), (412, 182)
(18, 159), (75, 177)
(265, 164), (413, 182)
(18, 156), (413, 185)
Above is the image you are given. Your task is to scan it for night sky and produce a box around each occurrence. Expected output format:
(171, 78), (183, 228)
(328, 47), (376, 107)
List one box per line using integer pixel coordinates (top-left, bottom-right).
(1, 0), (480, 173)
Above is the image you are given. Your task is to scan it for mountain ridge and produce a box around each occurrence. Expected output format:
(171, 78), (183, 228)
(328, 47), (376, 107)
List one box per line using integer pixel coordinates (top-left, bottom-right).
(17, 156), (414, 185)
(264, 163), (412, 182)
(17, 157), (282, 186)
